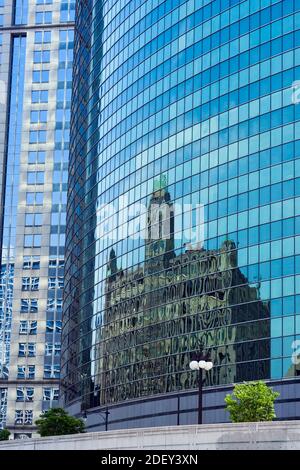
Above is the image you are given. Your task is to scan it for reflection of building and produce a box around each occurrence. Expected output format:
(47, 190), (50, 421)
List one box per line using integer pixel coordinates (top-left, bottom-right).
(92, 186), (270, 406)
(0, 2), (74, 437)
(0, 264), (14, 381)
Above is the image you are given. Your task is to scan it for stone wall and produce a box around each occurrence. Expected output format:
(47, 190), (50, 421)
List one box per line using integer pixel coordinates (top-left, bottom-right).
(1, 421), (300, 450)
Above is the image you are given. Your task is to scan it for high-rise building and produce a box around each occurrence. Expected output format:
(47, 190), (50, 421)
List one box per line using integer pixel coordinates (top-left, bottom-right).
(0, 0), (74, 438)
(62, 0), (300, 430)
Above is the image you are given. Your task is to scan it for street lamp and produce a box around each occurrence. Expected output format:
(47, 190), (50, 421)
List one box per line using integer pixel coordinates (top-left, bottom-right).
(189, 354), (213, 425)
(101, 408), (110, 432)
(82, 408), (110, 431)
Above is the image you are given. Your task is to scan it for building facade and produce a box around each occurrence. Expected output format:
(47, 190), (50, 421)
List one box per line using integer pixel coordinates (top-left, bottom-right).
(0, 0), (74, 438)
(62, 0), (300, 430)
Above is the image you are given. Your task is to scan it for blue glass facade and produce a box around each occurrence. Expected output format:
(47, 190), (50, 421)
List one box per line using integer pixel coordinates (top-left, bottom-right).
(0, 34), (26, 385)
(63, 0), (300, 426)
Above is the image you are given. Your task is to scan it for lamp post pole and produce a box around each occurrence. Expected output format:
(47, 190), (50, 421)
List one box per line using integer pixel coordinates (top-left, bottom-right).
(190, 353), (213, 425)
(82, 408), (110, 431)
(104, 407), (109, 431)
(198, 366), (203, 425)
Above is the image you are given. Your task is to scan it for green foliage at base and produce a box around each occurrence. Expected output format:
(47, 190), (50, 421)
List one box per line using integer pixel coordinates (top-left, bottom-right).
(0, 429), (11, 441)
(225, 381), (280, 423)
(35, 408), (85, 437)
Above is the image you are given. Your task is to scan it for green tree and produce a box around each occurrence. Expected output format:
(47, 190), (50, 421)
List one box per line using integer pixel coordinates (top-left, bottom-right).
(0, 429), (11, 441)
(36, 408), (85, 437)
(225, 381), (280, 423)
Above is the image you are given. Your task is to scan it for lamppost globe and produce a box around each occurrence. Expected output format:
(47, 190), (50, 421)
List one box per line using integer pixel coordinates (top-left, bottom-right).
(189, 355), (214, 425)
(189, 360), (200, 370)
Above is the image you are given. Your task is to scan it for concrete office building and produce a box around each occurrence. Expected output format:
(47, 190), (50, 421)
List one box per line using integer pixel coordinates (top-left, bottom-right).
(0, 0), (74, 438)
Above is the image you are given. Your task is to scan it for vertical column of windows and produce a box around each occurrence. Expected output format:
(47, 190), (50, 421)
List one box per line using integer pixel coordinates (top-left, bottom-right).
(13, 0), (28, 25)
(45, 28), (73, 379)
(0, 387), (7, 430)
(60, 0), (75, 23)
(0, 1), (3, 28)
(0, 35), (26, 393)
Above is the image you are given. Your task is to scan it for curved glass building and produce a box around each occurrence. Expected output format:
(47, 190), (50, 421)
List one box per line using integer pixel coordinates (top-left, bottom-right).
(62, 0), (300, 429)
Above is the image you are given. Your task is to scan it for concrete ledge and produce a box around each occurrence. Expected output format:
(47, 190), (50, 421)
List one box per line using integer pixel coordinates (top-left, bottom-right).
(1, 421), (300, 450)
